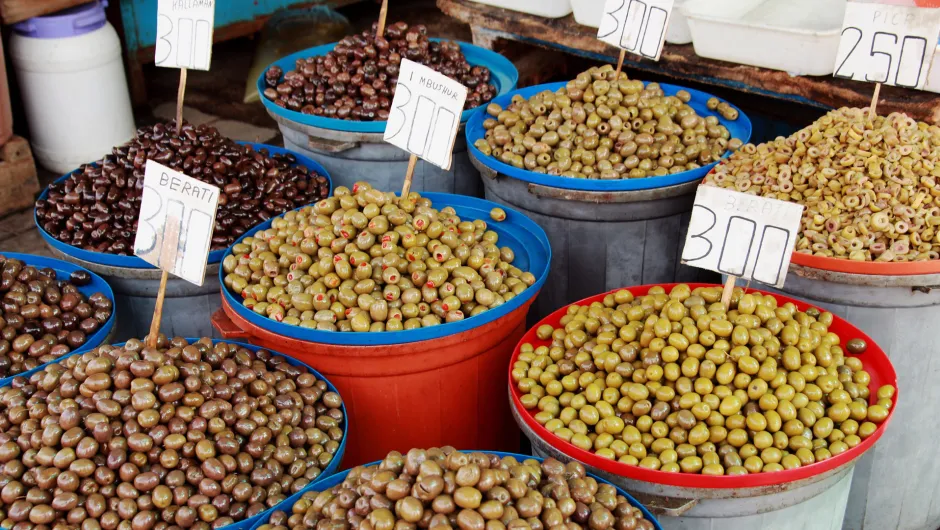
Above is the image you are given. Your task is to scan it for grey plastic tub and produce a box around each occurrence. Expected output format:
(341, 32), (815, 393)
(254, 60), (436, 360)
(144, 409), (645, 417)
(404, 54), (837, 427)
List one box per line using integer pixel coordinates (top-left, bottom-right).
(273, 114), (483, 197)
(771, 264), (940, 530)
(472, 153), (714, 321)
(46, 247), (221, 341)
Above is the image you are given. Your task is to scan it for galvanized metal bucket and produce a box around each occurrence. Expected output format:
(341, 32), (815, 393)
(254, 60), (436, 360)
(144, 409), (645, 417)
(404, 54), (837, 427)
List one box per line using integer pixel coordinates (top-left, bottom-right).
(274, 114), (483, 197)
(514, 403), (855, 530)
(771, 264), (940, 530)
(45, 247), (222, 341)
(473, 154), (715, 321)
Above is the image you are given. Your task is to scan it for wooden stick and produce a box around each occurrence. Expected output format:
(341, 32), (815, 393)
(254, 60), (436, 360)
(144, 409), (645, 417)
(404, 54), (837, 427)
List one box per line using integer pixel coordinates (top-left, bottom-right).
(614, 49), (626, 80)
(868, 82), (881, 121)
(147, 67), (189, 349)
(401, 154), (418, 198)
(147, 271), (169, 348)
(376, 0), (389, 38)
(721, 275), (736, 310)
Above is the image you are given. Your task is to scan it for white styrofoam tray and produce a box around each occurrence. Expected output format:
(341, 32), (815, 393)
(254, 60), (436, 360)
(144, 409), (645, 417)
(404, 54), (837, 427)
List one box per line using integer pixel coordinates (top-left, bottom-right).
(682, 0), (846, 76)
(570, 0), (692, 44)
(468, 0), (572, 18)
(925, 44), (940, 93)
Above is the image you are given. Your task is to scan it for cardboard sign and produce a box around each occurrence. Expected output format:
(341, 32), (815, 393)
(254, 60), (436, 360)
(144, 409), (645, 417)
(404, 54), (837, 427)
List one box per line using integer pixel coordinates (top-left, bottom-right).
(681, 186), (804, 288)
(155, 0), (215, 71)
(834, 2), (940, 90)
(134, 161), (220, 286)
(597, 0), (675, 61)
(384, 58), (468, 170)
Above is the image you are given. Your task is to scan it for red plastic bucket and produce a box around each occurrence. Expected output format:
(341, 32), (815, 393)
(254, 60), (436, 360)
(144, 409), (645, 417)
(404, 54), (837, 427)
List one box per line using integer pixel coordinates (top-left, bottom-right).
(213, 293), (534, 467)
(510, 283), (898, 490)
(213, 192), (552, 467)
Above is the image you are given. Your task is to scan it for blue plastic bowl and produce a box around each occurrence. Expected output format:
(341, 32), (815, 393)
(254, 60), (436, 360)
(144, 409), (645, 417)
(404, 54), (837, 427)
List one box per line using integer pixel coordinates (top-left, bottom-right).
(466, 81), (753, 192)
(0, 252), (116, 387)
(257, 39), (519, 134)
(220, 192), (551, 346)
(248, 451), (663, 530)
(34, 143), (334, 269)
(0, 338), (347, 530)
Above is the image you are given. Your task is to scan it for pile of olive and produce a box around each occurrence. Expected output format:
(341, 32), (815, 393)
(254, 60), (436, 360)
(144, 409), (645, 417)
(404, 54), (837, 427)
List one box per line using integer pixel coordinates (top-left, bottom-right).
(263, 21), (497, 120)
(474, 65), (741, 179)
(222, 183), (536, 332)
(35, 121), (331, 255)
(0, 256), (112, 379)
(704, 107), (940, 262)
(256, 447), (656, 530)
(0, 336), (344, 530)
(514, 285), (894, 475)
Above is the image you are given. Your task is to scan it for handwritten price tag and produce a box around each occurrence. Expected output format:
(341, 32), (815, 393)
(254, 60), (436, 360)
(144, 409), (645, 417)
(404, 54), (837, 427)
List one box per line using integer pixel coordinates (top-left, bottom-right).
(597, 0), (675, 61)
(384, 58), (468, 170)
(681, 186), (804, 288)
(134, 161), (220, 286)
(155, 0), (215, 71)
(834, 2), (940, 90)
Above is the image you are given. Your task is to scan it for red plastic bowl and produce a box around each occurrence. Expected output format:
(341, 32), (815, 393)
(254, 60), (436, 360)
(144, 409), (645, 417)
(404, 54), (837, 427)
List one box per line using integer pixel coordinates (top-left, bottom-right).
(790, 251), (940, 276)
(509, 283), (899, 489)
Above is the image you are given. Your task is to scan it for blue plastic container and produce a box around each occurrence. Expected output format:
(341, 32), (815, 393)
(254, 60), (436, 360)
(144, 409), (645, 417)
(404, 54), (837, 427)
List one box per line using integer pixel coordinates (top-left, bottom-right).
(32, 143), (333, 341)
(466, 81), (752, 193)
(248, 451), (663, 530)
(0, 252), (116, 387)
(258, 40), (519, 195)
(35, 142), (333, 269)
(0, 338), (348, 530)
(258, 40), (518, 134)
(465, 81), (751, 320)
(219, 192), (551, 346)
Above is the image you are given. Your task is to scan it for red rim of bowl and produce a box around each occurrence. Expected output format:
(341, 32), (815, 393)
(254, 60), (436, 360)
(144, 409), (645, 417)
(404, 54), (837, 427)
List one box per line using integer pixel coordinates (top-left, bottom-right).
(509, 282), (899, 489)
(790, 251), (940, 276)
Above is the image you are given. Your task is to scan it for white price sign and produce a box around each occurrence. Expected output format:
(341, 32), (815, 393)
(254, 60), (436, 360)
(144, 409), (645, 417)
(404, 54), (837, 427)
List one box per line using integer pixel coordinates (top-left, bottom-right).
(134, 161), (220, 286)
(834, 2), (940, 90)
(384, 58), (468, 170)
(597, 0), (675, 61)
(155, 0), (215, 71)
(681, 186), (804, 288)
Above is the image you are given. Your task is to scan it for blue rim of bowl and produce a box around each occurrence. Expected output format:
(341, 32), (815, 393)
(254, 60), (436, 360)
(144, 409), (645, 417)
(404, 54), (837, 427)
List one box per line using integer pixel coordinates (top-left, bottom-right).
(248, 451), (664, 530)
(466, 81), (753, 192)
(33, 142), (334, 269)
(0, 252), (117, 386)
(0, 338), (348, 530)
(257, 39), (520, 133)
(220, 192), (551, 346)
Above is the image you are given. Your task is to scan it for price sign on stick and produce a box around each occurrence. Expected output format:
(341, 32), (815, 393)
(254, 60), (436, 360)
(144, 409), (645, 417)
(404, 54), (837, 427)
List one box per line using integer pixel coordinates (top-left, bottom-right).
(384, 58), (468, 171)
(597, 0), (675, 61)
(834, 2), (940, 90)
(134, 161), (220, 286)
(155, 0), (216, 71)
(681, 186), (804, 289)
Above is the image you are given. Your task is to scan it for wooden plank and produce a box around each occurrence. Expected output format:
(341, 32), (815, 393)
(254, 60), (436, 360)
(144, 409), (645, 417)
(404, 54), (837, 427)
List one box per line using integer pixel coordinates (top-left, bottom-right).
(437, 0), (940, 125)
(1, 0), (94, 25)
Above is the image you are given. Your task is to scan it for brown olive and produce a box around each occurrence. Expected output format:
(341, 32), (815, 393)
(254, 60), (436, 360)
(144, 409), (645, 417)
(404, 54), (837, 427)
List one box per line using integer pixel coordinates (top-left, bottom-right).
(0, 336), (346, 529)
(255, 449), (654, 530)
(263, 22), (496, 119)
(0, 258), (112, 378)
(35, 122), (330, 256)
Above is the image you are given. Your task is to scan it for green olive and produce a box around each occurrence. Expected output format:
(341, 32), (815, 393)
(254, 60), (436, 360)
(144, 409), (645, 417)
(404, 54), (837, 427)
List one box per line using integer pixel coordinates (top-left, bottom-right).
(514, 284), (892, 476)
